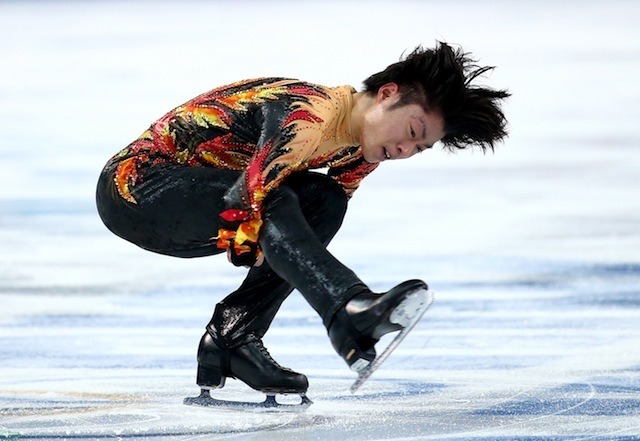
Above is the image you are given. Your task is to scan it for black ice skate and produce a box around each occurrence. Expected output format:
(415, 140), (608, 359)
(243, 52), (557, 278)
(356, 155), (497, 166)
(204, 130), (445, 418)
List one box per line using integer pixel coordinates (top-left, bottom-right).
(328, 279), (434, 392)
(183, 332), (312, 410)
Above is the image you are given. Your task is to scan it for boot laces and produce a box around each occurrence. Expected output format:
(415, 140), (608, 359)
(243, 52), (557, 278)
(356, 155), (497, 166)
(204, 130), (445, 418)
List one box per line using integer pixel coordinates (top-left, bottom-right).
(253, 338), (295, 373)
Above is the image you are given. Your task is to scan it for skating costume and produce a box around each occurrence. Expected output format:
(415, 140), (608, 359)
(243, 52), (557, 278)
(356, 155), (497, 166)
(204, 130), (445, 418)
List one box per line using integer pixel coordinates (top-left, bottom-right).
(102, 78), (377, 261)
(97, 78), (431, 402)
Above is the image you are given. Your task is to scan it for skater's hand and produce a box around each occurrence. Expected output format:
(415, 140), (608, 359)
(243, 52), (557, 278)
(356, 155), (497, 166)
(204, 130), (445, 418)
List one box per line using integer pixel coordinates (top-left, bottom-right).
(226, 249), (264, 268)
(226, 244), (264, 268)
(217, 209), (264, 268)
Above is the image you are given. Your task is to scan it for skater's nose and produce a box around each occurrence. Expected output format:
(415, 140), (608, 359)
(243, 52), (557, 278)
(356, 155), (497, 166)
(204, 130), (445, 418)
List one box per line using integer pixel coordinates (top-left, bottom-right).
(396, 143), (412, 159)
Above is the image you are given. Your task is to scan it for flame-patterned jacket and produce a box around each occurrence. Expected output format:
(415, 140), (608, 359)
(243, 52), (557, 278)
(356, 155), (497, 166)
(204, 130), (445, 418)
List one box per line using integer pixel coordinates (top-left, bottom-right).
(109, 78), (378, 258)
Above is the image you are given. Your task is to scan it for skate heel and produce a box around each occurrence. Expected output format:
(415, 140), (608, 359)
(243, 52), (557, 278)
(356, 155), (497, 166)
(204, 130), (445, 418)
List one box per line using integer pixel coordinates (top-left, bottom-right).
(345, 346), (375, 373)
(197, 363), (226, 390)
(328, 309), (376, 373)
(334, 332), (375, 373)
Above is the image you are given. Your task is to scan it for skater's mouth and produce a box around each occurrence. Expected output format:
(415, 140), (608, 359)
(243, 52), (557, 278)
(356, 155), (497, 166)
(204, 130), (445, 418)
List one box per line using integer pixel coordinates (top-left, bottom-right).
(382, 146), (392, 161)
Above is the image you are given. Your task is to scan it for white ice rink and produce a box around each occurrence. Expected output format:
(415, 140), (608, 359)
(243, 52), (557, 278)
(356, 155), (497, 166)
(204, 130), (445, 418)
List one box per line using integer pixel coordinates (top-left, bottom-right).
(1, 1), (639, 439)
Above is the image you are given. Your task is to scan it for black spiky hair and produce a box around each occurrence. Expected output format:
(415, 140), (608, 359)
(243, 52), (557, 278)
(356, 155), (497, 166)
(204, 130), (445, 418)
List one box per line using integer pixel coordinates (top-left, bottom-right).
(363, 42), (510, 151)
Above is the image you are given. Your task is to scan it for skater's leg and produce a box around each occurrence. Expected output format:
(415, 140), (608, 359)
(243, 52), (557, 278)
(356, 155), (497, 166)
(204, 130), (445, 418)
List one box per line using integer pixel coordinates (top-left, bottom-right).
(207, 171), (351, 349)
(98, 162), (310, 393)
(96, 161), (237, 257)
(197, 172), (350, 393)
(207, 263), (294, 348)
(259, 183), (366, 328)
(98, 161), (288, 345)
(259, 181), (429, 371)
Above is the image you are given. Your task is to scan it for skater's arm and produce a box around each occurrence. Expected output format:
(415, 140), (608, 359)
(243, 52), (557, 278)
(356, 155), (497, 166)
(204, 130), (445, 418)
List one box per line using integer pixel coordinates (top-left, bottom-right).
(216, 99), (325, 265)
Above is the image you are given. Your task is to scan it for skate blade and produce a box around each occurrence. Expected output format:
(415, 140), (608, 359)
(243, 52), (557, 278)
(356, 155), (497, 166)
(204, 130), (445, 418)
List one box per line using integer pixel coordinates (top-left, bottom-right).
(350, 288), (434, 393)
(184, 389), (312, 412)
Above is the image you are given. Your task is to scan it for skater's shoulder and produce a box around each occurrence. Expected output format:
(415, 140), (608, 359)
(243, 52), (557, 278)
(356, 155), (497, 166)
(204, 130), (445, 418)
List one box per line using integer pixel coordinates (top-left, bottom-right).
(212, 77), (343, 95)
(192, 78), (353, 113)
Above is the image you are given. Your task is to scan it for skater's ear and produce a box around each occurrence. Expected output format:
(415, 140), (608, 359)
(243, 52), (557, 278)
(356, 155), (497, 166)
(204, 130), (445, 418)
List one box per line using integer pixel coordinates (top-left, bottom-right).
(376, 83), (400, 104)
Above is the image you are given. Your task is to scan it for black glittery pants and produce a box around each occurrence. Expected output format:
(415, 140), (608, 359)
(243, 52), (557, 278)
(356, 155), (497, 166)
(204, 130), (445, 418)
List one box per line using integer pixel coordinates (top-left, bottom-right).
(96, 162), (366, 348)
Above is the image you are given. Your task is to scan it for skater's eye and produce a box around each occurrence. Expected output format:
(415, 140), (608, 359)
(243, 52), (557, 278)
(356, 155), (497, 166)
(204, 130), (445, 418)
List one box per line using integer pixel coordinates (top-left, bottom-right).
(410, 126), (416, 138)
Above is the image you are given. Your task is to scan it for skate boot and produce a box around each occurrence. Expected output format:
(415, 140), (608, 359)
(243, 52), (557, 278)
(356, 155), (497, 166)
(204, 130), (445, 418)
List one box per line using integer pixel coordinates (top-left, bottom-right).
(184, 332), (312, 409)
(196, 332), (308, 393)
(327, 279), (433, 391)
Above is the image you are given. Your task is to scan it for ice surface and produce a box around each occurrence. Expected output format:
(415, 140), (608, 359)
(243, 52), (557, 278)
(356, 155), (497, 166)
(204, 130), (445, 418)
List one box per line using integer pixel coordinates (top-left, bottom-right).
(1, 0), (640, 439)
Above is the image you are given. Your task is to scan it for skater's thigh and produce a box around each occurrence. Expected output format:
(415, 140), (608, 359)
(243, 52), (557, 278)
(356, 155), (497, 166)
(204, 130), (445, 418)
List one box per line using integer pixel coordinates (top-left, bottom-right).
(97, 162), (240, 257)
(262, 171), (348, 240)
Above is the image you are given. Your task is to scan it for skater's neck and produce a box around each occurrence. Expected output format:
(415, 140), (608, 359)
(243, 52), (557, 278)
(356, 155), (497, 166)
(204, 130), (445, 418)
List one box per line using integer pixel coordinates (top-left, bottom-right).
(350, 91), (376, 146)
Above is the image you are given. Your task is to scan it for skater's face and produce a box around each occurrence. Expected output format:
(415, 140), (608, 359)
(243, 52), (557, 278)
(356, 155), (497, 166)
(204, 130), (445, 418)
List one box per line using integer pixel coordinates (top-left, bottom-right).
(359, 83), (445, 164)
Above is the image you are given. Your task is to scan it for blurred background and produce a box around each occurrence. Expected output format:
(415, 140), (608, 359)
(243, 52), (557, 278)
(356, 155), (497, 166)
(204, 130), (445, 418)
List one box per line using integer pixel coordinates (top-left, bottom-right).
(1, 0), (638, 295)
